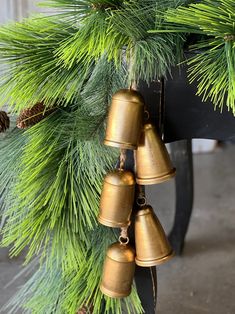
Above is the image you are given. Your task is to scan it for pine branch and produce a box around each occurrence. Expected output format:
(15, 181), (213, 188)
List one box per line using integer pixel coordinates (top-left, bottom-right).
(61, 227), (143, 314)
(0, 39), (131, 311)
(0, 17), (94, 111)
(39, 0), (123, 20)
(1, 111), (116, 263)
(160, 0), (235, 113)
(4, 229), (143, 314)
(4, 256), (65, 314)
(56, 7), (128, 68)
(55, 0), (186, 83)
(0, 53), (125, 265)
(0, 129), (25, 221)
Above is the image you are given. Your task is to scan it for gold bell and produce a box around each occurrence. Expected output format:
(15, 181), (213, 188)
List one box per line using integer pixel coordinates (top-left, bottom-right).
(104, 89), (144, 150)
(135, 205), (174, 267)
(100, 242), (136, 298)
(136, 123), (176, 185)
(98, 169), (135, 228)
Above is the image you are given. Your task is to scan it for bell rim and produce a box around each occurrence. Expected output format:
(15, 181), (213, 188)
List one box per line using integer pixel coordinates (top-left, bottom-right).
(98, 215), (131, 228)
(136, 168), (176, 185)
(104, 139), (137, 150)
(100, 284), (131, 298)
(135, 250), (175, 267)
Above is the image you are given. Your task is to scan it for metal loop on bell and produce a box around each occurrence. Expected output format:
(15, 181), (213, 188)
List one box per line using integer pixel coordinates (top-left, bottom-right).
(119, 236), (130, 245)
(119, 226), (129, 245)
(144, 109), (150, 122)
(136, 195), (147, 207)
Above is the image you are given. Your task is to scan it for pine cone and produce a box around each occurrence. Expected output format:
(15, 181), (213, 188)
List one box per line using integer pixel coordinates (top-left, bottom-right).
(0, 110), (10, 133)
(77, 304), (93, 314)
(17, 102), (53, 129)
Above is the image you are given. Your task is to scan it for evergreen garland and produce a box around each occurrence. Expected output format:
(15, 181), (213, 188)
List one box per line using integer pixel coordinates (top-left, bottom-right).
(43, 0), (186, 84)
(2, 0), (234, 313)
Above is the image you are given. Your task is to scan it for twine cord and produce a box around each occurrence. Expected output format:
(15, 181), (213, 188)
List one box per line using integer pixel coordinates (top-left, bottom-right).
(120, 226), (128, 239)
(119, 148), (126, 170)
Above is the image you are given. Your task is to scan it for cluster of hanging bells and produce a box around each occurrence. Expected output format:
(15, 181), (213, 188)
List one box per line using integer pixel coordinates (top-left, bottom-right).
(98, 88), (176, 299)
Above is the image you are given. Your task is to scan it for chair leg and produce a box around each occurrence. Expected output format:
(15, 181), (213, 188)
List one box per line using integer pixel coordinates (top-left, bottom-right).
(168, 140), (194, 255)
(135, 266), (157, 314)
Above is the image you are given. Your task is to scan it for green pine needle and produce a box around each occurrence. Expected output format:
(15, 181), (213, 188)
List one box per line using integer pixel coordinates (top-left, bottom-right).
(54, 0), (185, 83)
(4, 230), (143, 314)
(158, 0), (235, 113)
(0, 129), (25, 220)
(0, 17), (94, 111)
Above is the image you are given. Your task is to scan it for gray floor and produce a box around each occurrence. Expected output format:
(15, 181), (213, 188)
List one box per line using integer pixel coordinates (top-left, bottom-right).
(1, 144), (235, 313)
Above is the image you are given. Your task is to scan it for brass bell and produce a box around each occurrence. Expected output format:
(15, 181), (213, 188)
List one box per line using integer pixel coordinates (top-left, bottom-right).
(104, 89), (144, 150)
(135, 205), (174, 267)
(136, 123), (176, 185)
(100, 242), (136, 298)
(98, 169), (135, 228)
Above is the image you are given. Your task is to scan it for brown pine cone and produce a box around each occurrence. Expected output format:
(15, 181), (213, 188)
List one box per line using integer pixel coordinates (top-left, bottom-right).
(77, 307), (87, 314)
(17, 102), (53, 129)
(0, 110), (10, 133)
(77, 304), (94, 314)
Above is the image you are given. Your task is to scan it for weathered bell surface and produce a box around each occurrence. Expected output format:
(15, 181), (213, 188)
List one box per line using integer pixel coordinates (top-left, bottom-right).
(104, 89), (144, 150)
(98, 169), (135, 228)
(135, 205), (174, 267)
(136, 123), (176, 185)
(100, 242), (136, 298)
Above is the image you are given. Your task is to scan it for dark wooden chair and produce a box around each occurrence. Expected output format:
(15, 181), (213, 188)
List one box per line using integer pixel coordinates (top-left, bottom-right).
(134, 66), (235, 313)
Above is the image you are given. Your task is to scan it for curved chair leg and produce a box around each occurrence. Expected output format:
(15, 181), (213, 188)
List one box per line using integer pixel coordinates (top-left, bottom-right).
(135, 266), (157, 314)
(168, 140), (194, 255)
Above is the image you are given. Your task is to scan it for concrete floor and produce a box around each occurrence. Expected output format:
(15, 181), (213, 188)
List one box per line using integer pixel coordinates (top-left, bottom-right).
(148, 143), (235, 314)
(0, 144), (235, 313)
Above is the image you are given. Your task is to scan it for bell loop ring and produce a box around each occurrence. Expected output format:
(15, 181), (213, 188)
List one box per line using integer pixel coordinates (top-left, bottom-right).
(136, 195), (147, 207)
(144, 110), (150, 122)
(119, 236), (130, 245)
